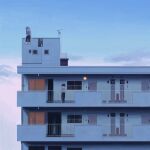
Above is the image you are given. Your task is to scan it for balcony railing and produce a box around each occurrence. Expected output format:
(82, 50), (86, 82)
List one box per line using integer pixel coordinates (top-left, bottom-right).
(46, 123), (130, 137)
(18, 90), (150, 106)
(47, 124), (74, 137)
(18, 124), (150, 141)
(47, 90), (75, 103)
(45, 90), (149, 104)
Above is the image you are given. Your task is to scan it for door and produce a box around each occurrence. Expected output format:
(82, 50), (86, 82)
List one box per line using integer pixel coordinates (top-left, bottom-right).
(120, 113), (125, 135)
(110, 79), (115, 101)
(120, 79), (125, 102)
(48, 112), (61, 136)
(110, 113), (126, 136)
(110, 113), (116, 135)
(48, 79), (54, 102)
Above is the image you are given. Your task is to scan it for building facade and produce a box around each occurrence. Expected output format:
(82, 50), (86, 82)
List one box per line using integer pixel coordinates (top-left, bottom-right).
(17, 33), (150, 150)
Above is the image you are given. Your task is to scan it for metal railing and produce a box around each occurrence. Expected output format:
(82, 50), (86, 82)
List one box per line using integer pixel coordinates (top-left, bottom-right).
(47, 90), (75, 103)
(22, 90), (150, 104)
(19, 123), (150, 139)
(46, 123), (131, 137)
(47, 124), (74, 137)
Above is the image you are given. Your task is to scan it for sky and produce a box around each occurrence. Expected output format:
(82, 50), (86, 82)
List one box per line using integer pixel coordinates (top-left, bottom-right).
(1, 0), (150, 149)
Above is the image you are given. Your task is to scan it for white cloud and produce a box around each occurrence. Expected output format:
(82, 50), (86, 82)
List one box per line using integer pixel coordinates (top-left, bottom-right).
(69, 49), (150, 66)
(0, 58), (21, 150)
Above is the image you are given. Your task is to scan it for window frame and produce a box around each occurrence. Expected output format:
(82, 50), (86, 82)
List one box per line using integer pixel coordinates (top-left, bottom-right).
(67, 81), (82, 90)
(32, 49), (38, 55)
(44, 49), (49, 55)
(67, 114), (82, 123)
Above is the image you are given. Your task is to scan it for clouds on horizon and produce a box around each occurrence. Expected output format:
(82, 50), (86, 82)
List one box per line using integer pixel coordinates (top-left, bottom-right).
(0, 58), (20, 150)
(69, 49), (150, 66)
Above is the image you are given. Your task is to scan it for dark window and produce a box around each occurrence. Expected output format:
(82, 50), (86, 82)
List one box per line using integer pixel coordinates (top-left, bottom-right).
(60, 58), (68, 66)
(110, 113), (116, 117)
(67, 115), (82, 123)
(120, 79), (125, 84)
(67, 148), (82, 150)
(38, 38), (43, 47)
(110, 79), (115, 84)
(29, 146), (44, 150)
(48, 146), (61, 150)
(33, 50), (38, 54)
(44, 49), (49, 54)
(67, 81), (82, 90)
(120, 113), (125, 117)
(29, 49), (32, 54)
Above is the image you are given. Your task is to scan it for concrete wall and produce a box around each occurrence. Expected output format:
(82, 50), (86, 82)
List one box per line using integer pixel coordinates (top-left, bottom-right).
(22, 38), (60, 66)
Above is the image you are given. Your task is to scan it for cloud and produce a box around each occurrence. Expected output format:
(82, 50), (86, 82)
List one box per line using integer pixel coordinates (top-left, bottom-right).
(69, 54), (83, 61)
(0, 58), (21, 150)
(0, 64), (17, 77)
(105, 49), (150, 66)
(69, 49), (150, 66)
(0, 57), (20, 83)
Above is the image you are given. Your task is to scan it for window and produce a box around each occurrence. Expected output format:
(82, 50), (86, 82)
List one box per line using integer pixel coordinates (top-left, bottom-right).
(44, 49), (49, 54)
(38, 38), (43, 47)
(67, 81), (82, 90)
(28, 79), (45, 90)
(120, 113), (125, 117)
(48, 146), (61, 150)
(88, 81), (97, 91)
(110, 113), (116, 117)
(141, 80), (150, 91)
(67, 115), (82, 123)
(141, 114), (150, 124)
(120, 79), (125, 84)
(29, 146), (44, 150)
(28, 112), (45, 124)
(88, 114), (97, 124)
(110, 79), (115, 84)
(29, 49), (32, 54)
(67, 148), (82, 150)
(33, 50), (38, 54)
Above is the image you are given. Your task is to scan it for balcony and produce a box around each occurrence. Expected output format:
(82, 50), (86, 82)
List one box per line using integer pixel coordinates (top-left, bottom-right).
(17, 90), (150, 107)
(17, 124), (150, 142)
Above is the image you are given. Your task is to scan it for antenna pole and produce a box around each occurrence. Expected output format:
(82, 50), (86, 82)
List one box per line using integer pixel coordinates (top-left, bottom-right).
(57, 29), (63, 53)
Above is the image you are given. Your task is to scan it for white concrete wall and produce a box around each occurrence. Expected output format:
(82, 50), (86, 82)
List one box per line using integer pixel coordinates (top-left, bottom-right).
(22, 38), (60, 66)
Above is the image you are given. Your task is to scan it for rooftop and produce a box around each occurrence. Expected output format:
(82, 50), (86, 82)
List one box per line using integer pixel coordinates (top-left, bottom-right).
(18, 66), (150, 74)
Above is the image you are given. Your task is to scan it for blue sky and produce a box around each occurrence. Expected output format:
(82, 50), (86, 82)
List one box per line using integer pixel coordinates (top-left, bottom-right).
(1, 0), (150, 149)
(1, 0), (150, 60)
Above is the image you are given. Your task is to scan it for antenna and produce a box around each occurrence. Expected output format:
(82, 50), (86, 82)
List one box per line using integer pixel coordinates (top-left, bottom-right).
(57, 29), (63, 37)
(57, 29), (63, 53)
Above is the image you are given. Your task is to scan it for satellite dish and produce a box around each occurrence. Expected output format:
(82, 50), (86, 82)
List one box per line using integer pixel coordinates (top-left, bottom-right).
(26, 26), (31, 42)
